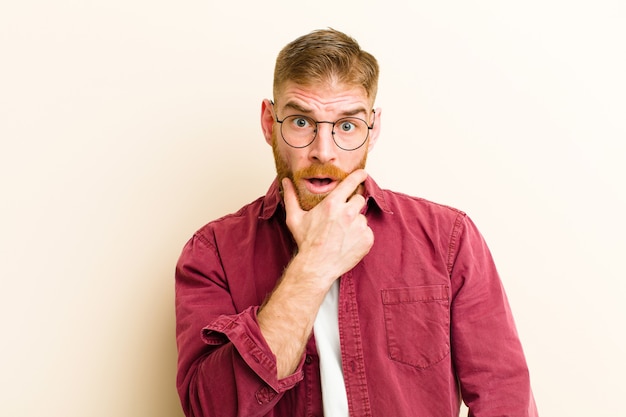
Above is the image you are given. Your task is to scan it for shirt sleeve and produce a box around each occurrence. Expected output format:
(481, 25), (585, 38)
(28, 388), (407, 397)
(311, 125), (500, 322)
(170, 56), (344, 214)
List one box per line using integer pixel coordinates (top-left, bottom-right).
(448, 215), (538, 416)
(175, 231), (304, 417)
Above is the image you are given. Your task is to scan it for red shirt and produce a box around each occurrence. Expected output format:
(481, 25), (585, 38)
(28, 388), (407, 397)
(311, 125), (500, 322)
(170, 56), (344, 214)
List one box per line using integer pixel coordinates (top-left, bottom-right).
(175, 176), (538, 417)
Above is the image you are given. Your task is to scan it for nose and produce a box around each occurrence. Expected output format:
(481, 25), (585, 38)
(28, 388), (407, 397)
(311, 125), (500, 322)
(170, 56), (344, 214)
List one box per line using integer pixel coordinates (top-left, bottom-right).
(308, 121), (337, 163)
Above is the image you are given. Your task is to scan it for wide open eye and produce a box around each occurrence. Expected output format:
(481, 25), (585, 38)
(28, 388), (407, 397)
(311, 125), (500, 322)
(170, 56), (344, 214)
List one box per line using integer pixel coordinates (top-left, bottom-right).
(290, 116), (313, 129)
(338, 120), (357, 133)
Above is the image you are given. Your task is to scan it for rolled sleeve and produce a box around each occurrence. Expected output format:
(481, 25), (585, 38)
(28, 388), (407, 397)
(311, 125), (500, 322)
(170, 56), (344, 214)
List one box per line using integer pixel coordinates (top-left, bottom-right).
(202, 307), (304, 393)
(175, 231), (303, 417)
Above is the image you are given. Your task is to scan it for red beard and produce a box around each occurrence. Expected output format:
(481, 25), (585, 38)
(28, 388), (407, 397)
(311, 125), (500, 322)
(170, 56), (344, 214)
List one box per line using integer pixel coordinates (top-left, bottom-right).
(272, 134), (367, 210)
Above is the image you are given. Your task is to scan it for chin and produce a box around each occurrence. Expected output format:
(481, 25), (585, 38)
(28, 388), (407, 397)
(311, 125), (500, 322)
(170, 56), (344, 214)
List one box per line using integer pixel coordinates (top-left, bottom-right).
(298, 190), (327, 211)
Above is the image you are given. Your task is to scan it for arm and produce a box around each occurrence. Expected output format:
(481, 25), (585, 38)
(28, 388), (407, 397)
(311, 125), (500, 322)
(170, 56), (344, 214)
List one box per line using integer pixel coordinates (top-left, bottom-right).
(449, 216), (538, 416)
(175, 235), (299, 417)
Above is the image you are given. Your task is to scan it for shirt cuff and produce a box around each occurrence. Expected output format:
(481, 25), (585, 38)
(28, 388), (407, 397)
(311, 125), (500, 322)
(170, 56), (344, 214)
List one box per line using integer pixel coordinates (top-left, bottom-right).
(201, 306), (304, 392)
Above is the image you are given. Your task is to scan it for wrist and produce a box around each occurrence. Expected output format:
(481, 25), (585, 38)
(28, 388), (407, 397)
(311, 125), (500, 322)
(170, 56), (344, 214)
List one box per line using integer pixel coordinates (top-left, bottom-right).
(285, 252), (336, 295)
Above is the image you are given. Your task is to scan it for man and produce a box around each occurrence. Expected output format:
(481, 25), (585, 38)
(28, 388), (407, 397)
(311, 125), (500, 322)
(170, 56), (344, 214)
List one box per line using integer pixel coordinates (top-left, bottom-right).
(175, 28), (538, 417)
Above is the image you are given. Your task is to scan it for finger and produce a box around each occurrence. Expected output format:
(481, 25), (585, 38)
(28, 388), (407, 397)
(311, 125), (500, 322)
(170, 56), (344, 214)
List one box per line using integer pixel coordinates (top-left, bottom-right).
(346, 192), (367, 213)
(328, 169), (368, 202)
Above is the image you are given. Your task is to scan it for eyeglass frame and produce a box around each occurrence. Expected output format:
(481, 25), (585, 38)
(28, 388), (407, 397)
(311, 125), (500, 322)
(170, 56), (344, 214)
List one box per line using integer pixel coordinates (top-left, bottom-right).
(270, 100), (376, 151)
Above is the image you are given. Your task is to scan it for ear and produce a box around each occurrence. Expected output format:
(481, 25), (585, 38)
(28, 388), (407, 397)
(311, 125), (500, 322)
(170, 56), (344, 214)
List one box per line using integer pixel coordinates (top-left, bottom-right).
(260, 99), (275, 146)
(367, 107), (382, 152)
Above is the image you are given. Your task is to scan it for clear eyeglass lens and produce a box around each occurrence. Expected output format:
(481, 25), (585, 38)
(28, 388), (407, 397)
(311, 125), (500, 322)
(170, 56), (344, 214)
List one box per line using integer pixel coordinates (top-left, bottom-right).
(281, 115), (368, 150)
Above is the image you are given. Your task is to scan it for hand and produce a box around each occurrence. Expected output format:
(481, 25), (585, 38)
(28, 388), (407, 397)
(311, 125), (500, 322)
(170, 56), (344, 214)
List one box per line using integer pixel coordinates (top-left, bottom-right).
(282, 169), (374, 288)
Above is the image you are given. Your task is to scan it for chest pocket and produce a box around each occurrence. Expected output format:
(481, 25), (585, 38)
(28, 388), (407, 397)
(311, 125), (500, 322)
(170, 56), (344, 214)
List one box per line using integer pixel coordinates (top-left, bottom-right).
(381, 285), (450, 369)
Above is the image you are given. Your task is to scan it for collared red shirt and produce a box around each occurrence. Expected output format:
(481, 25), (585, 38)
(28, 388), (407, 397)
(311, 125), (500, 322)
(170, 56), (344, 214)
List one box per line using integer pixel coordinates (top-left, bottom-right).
(175, 176), (538, 417)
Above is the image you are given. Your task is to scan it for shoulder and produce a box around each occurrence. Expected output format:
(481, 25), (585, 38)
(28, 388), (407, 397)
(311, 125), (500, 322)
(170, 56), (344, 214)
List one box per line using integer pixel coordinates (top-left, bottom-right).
(193, 195), (267, 244)
(365, 176), (465, 223)
(379, 187), (466, 222)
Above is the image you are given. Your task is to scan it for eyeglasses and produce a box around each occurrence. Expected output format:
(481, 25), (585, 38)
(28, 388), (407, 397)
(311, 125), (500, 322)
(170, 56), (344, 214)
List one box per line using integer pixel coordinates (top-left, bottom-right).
(271, 101), (375, 151)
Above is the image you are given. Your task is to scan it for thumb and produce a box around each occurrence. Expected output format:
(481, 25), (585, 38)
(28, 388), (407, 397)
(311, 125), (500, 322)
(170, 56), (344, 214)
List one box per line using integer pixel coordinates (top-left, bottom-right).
(281, 177), (304, 219)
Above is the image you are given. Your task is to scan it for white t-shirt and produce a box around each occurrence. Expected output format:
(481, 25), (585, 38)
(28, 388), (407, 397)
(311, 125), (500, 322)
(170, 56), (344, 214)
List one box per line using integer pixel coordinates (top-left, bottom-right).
(313, 280), (349, 416)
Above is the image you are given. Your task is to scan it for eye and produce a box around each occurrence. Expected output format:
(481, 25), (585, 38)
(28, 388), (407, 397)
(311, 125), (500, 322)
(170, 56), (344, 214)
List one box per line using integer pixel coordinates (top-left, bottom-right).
(291, 116), (311, 129)
(338, 120), (356, 132)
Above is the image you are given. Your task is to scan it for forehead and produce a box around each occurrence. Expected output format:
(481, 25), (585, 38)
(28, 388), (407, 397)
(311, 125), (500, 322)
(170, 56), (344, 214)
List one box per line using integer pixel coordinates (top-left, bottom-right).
(275, 81), (371, 114)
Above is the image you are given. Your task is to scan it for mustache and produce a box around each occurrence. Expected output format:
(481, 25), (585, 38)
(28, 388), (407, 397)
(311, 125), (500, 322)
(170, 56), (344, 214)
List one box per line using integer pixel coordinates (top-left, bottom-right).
(292, 164), (350, 182)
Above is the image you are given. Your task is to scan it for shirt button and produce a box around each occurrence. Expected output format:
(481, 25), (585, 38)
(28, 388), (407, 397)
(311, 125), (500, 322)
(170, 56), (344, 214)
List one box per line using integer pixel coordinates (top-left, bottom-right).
(305, 355), (313, 365)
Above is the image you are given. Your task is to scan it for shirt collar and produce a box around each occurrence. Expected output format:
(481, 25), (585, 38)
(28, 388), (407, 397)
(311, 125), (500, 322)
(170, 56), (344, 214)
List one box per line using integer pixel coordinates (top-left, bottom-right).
(259, 175), (393, 220)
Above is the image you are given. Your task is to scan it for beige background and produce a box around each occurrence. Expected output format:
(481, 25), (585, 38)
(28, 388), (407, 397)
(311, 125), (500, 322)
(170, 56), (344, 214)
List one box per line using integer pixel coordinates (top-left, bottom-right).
(1, 1), (625, 416)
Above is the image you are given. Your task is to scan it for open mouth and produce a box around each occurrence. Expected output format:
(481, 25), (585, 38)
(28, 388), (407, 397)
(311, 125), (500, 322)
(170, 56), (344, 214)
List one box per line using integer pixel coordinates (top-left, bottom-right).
(304, 177), (337, 194)
(308, 178), (333, 187)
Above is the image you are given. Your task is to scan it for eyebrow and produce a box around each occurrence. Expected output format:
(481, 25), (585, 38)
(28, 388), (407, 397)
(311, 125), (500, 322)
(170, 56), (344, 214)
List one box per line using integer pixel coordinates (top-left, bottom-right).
(282, 101), (369, 118)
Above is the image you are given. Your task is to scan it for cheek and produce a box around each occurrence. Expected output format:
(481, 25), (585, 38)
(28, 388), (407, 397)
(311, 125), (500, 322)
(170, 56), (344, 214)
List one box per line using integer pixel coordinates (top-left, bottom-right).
(278, 146), (307, 167)
(341, 150), (368, 171)
(272, 137), (307, 174)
